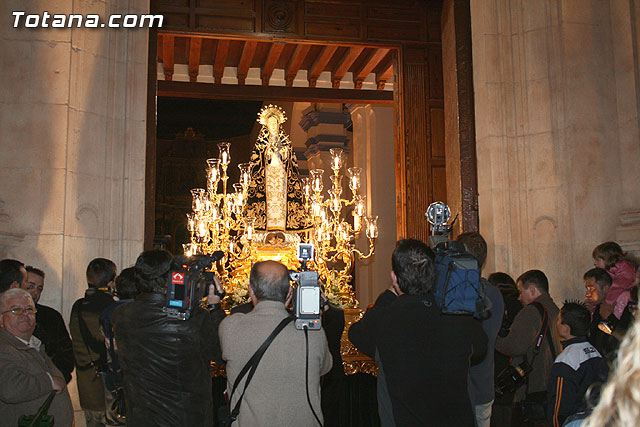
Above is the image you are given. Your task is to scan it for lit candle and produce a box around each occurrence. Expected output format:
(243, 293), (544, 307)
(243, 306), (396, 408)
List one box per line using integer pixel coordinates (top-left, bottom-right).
(365, 216), (378, 239)
(197, 220), (207, 238)
(218, 142), (231, 165)
(182, 243), (193, 257)
(330, 148), (343, 171)
(354, 214), (361, 232)
(239, 163), (251, 188)
(348, 167), (361, 191)
(186, 213), (195, 232)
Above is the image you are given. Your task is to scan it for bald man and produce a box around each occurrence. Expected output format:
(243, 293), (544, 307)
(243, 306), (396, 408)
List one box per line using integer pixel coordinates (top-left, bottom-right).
(219, 261), (332, 426)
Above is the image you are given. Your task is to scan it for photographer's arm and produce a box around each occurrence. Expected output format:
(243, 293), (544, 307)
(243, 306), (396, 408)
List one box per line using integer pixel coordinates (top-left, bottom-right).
(495, 304), (538, 357)
(203, 281), (227, 363)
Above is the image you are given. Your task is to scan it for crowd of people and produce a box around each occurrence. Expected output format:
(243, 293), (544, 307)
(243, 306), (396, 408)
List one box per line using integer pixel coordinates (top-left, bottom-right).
(0, 237), (639, 427)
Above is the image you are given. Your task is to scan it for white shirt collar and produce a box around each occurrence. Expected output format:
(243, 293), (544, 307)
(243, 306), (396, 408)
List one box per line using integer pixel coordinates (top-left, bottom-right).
(15, 334), (42, 351)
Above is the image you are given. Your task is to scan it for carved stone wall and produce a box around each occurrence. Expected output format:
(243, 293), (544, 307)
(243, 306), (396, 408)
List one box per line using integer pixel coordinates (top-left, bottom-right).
(0, 0), (148, 318)
(471, 0), (640, 302)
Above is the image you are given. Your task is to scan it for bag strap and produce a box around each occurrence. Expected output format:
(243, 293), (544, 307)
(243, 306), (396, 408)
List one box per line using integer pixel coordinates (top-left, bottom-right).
(530, 302), (557, 359)
(25, 390), (56, 427)
(76, 303), (103, 369)
(524, 302), (556, 397)
(228, 316), (294, 421)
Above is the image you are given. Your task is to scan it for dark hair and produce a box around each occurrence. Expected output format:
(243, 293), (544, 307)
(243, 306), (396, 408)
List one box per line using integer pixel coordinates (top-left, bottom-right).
(560, 301), (590, 337)
(456, 232), (487, 269)
(488, 272), (516, 289)
(583, 267), (612, 288)
(391, 239), (435, 296)
(86, 258), (117, 288)
(592, 242), (624, 270)
(25, 266), (45, 279)
(134, 250), (172, 294)
(0, 259), (25, 293)
(249, 261), (290, 302)
(517, 269), (549, 293)
(115, 267), (139, 300)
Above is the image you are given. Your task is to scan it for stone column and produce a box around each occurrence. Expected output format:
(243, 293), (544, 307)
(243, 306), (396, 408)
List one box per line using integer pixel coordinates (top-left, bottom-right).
(300, 103), (351, 175)
(471, 0), (640, 302)
(0, 0), (149, 319)
(349, 105), (396, 308)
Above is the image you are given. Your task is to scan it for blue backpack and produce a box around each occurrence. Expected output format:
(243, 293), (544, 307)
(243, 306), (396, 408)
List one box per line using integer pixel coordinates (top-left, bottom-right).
(432, 240), (490, 318)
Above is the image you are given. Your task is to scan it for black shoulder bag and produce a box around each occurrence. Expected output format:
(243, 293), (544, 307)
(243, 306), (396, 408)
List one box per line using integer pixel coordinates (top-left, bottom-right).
(519, 302), (557, 422)
(218, 316), (294, 427)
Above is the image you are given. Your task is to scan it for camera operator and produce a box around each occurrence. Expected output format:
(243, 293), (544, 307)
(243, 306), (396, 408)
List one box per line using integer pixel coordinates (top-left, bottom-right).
(112, 249), (226, 427)
(219, 260), (332, 426)
(348, 238), (487, 426)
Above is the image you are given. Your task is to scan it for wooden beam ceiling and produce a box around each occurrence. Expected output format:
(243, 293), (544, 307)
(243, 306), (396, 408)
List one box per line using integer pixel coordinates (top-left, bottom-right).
(157, 34), (396, 91)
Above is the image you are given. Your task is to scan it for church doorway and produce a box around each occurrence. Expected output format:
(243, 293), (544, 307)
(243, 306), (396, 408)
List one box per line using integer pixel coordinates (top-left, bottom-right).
(144, 0), (477, 259)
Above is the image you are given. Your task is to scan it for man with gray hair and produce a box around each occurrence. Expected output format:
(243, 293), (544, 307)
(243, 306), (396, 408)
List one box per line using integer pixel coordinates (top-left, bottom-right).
(219, 260), (332, 426)
(0, 288), (73, 425)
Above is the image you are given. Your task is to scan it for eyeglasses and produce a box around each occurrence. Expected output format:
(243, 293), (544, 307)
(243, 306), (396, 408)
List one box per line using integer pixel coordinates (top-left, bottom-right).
(1, 307), (37, 316)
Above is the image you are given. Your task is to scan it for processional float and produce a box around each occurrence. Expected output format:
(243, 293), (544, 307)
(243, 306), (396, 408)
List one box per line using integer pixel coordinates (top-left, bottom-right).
(184, 105), (379, 374)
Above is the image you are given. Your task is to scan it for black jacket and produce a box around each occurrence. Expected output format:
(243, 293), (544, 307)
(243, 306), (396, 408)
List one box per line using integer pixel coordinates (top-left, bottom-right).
(589, 303), (633, 366)
(547, 337), (608, 427)
(112, 292), (225, 427)
(349, 291), (487, 427)
(33, 304), (74, 383)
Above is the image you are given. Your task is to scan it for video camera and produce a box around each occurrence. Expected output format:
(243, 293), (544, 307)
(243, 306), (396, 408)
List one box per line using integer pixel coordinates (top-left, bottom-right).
(164, 251), (225, 320)
(289, 243), (323, 330)
(425, 202), (489, 318)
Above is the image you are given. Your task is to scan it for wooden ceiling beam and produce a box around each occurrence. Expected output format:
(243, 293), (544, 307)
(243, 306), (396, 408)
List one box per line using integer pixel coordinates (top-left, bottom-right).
(158, 80), (394, 104)
(162, 35), (175, 81)
(285, 44), (312, 87)
(213, 39), (230, 84)
(331, 46), (365, 89)
(374, 52), (394, 90)
(188, 37), (202, 83)
(307, 45), (338, 88)
(261, 42), (285, 86)
(237, 40), (258, 85)
(352, 48), (390, 89)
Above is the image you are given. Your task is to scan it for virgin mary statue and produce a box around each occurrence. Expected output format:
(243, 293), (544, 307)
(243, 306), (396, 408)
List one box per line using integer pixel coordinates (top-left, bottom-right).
(245, 105), (311, 232)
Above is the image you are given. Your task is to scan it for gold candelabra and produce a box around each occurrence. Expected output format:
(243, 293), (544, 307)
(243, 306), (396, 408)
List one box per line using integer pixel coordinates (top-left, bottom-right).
(185, 141), (378, 309)
(301, 148), (378, 306)
(184, 141), (255, 284)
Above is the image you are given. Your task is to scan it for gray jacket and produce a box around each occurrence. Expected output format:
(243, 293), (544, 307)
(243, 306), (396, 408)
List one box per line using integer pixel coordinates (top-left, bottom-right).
(0, 329), (74, 426)
(219, 300), (332, 426)
(469, 280), (505, 405)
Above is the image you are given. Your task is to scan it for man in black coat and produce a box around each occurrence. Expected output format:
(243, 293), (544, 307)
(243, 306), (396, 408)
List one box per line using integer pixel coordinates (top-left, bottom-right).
(349, 239), (488, 427)
(583, 267), (632, 366)
(24, 266), (74, 383)
(113, 250), (226, 427)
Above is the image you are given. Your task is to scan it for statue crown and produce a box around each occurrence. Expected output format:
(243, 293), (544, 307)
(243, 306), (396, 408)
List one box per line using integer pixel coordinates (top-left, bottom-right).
(258, 104), (287, 125)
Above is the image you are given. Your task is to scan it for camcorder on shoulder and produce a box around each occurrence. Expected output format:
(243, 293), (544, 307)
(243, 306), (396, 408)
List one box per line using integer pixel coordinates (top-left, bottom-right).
(289, 243), (323, 331)
(164, 251), (225, 320)
(425, 202), (489, 319)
